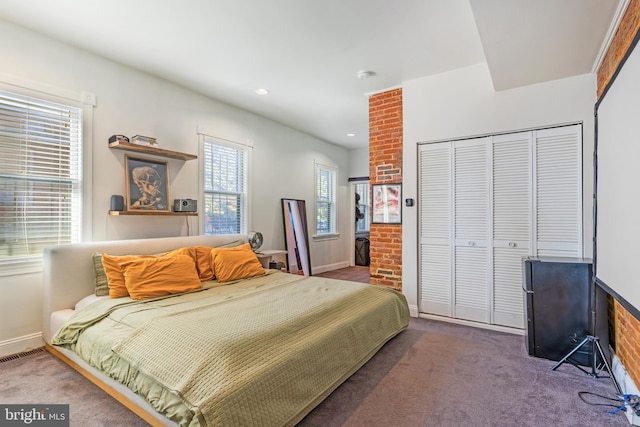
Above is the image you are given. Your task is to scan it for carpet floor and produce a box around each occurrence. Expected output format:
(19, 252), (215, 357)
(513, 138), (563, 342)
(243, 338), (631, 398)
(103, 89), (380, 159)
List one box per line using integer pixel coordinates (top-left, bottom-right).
(301, 318), (630, 427)
(0, 318), (630, 426)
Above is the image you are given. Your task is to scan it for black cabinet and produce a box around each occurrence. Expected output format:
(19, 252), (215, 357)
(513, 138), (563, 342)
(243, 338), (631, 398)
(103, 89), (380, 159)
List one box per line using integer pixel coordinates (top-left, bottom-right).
(523, 257), (609, 366)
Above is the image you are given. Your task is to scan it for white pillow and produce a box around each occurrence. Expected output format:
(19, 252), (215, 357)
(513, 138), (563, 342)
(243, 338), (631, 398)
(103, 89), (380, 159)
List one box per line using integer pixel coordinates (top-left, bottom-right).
(75, 294), (108, 311)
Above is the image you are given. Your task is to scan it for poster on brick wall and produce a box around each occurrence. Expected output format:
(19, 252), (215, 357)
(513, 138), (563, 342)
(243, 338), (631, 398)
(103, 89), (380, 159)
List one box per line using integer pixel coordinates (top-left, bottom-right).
(372, 183), (401, 224)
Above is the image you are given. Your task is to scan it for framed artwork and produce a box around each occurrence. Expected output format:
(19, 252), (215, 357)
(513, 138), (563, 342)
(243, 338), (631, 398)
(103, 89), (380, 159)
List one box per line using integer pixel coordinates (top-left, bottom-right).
(125, 155), (171, 212)
(372, 183), (402, 224)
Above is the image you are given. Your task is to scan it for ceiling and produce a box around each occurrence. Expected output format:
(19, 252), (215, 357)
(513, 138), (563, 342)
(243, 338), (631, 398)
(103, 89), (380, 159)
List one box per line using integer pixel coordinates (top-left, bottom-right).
(0, 0), (622, 149)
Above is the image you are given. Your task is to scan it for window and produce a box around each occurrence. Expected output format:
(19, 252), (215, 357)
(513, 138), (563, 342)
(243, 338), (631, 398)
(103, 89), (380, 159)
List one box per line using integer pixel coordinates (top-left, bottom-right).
(315, 162), (337, 235)
(0, 90), (82, 263)
(355, 182), (370, 232)
(202, 136), (249, 235)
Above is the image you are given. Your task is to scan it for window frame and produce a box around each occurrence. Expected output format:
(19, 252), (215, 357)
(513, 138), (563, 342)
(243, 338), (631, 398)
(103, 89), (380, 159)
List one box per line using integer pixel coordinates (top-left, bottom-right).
(0, 81), (92, 276)
(314, 161), (338, 239)
(199, 130), (252, 236)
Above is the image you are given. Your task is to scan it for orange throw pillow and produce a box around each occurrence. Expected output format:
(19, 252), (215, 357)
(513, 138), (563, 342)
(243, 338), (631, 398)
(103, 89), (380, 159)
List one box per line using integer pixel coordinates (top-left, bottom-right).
(102, 253), (150, 298)
(120, 254), (201, 300)
(101, 247), (197, 298)
(192, 241), (246, 281)
(192, 246), (215, 281)
(210, 243), (265, 282)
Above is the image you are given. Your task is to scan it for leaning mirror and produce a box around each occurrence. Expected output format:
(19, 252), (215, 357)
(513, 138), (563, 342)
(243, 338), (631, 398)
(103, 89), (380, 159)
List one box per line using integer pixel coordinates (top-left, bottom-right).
(281, 198), (312, 276)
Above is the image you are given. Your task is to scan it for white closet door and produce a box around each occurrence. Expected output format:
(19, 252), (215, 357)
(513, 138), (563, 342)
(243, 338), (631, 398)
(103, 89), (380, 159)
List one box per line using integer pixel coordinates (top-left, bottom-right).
(491, 132), (531, 328)
(534, 125), (582, 257)
(419, 142), (452, 316)
(417, 124), (583, 329)
(453, 138), (489, 323)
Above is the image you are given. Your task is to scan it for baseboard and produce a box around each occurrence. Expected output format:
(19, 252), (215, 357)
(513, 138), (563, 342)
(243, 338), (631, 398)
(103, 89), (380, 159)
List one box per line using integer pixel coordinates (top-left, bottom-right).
(418, 313), (525, 336)
(408, 304), (419, 317)
(312, 261), (350, 275)
(612, 354), (640, 426)
(0, 333), (44, 358)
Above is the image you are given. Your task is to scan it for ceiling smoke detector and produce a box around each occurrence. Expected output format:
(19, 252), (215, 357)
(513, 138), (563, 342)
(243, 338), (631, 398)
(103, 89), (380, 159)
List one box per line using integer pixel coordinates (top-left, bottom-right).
(357, 70), (376, 80)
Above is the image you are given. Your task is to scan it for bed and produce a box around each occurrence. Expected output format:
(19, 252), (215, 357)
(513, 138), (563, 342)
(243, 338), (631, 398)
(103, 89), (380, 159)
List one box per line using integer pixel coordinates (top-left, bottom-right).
(42, 234), (410, 426)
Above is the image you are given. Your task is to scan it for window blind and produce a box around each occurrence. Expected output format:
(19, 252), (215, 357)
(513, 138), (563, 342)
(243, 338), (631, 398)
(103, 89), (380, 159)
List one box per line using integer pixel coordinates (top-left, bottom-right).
(0, 91), (82, 260)
(315, 163), (336, 234)
(203, 137), (248, 235)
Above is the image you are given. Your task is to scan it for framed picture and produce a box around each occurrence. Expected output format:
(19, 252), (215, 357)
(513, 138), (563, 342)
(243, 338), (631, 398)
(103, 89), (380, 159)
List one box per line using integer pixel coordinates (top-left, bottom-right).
(372, 183), (402, 224)
(125, 155), (171, 212)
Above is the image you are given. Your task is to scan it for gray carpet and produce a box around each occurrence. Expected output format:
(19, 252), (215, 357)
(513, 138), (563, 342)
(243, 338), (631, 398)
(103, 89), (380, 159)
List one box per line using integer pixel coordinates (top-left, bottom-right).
(0, 318), (630, 426)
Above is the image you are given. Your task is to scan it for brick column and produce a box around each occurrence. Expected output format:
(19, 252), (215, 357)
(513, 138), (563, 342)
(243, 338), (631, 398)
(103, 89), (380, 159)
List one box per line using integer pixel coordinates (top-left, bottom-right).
(369, 88), (402, 290)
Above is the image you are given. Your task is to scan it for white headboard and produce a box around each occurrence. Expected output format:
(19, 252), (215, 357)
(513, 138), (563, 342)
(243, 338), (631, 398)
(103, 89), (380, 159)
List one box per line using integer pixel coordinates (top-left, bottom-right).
(42, 234), (247, 343)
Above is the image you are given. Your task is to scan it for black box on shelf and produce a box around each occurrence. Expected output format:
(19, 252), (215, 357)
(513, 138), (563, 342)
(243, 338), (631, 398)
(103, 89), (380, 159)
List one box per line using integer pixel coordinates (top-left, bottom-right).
(108, 135), (129, 144)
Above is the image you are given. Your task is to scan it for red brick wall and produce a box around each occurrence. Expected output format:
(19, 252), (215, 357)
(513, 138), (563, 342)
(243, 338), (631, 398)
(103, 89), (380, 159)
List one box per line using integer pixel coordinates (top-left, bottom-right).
(597, 0), (640, 98)
(614, 301), (640, 386)
(597, 0), (640, 387)
(369, 88), (403, 290)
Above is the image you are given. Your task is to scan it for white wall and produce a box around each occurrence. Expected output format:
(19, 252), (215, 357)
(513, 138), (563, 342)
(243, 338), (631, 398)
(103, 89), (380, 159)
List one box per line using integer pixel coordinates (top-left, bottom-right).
(402, 62), (596, 316)
(0, 19), (353, 356)
(349, 147), (369, 179)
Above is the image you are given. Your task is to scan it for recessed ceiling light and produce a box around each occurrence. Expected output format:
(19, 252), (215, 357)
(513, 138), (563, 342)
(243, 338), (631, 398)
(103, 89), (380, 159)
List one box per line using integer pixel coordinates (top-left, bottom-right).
(255, 88), (269, 95)
(347, 133), (356, 137)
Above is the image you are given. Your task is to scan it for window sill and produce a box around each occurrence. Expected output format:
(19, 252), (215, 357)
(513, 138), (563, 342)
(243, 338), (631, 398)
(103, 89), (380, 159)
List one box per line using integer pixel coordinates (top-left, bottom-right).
(0, 257), (42, 277)
(312, 233), (340, 242)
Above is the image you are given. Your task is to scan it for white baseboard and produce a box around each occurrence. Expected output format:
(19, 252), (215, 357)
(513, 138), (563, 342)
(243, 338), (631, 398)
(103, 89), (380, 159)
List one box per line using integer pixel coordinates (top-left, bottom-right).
(408, 304), (419, 317)
(418, 313), (525, 335)
(312, 261), (350, 275)
(612, 354), (640, 426)
(0, 332), (44, 358)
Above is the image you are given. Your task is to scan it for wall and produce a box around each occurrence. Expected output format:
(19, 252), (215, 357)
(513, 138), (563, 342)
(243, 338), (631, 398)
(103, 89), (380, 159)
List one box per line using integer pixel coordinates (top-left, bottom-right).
(349, 147), (370, 179)
(596, 0), (640, 390)
(402, 62), (596, 317)
(0, 19), (353, 356)
(369, 89), (403, 290)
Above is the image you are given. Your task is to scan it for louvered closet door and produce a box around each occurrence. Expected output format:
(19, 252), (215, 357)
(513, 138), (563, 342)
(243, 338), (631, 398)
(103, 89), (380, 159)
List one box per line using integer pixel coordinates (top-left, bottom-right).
(534, 125), (582, 257)
(492, 132), (531, 329)
(419, 142), (452, 316)
(417, 124), (583, 329)
(453, 138), (489, 323)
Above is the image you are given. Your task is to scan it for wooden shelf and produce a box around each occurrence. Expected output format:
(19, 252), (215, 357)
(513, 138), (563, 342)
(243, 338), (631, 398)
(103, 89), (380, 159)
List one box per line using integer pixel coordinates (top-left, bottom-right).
(109, 210), (197, 216)
(109, 141), (197, 161)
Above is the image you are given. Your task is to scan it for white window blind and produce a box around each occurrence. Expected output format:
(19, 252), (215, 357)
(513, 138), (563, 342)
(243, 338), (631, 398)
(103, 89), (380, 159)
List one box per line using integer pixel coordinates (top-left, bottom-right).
(0, 90), (82, 261)
(203, 137), (248, 235)
(315, 162), (336, 235)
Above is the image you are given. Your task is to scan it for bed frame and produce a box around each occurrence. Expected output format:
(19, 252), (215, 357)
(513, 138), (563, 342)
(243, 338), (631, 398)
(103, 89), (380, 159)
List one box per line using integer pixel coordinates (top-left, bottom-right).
(43, 234), (248, 426)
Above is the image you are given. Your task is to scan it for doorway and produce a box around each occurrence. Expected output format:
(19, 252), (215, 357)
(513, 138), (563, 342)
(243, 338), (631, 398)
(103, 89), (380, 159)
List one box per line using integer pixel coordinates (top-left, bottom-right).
(350, 180), (370, 268)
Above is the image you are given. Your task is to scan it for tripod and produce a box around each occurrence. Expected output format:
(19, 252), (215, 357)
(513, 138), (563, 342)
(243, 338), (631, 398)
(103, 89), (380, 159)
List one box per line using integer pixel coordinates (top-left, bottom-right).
(551, 279), (622, 395)
(552, 334), (621, 394)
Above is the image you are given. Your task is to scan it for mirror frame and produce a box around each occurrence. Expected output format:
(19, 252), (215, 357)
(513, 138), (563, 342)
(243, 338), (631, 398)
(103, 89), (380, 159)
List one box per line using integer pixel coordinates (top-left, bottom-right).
(281, 198), (312, 276)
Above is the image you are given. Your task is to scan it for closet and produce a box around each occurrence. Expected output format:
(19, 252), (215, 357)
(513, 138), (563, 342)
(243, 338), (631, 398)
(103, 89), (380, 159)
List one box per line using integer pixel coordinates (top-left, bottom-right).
(418, 124), (582, 329)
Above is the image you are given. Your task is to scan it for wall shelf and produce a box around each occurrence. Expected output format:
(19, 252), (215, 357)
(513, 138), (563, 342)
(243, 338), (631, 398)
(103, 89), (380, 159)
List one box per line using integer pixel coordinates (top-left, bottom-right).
(109, 141), (197, 161)
(109, 210), (197, 216)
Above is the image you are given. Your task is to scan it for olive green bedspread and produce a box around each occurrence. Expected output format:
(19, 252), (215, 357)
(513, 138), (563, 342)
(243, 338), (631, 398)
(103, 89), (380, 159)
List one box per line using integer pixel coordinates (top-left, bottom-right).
(52, 272), (410, 427)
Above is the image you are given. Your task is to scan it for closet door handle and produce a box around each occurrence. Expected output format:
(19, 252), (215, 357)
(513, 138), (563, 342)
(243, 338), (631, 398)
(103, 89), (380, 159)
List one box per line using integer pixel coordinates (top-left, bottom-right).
(508, 242), (516, 248)
(468, 241), (476, 246)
